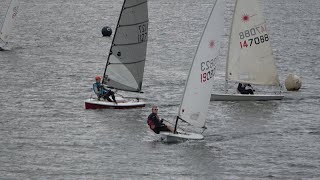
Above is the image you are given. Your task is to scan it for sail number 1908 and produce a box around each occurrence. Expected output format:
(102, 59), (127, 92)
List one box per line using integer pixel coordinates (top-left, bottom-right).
(12, 6), (19, 19)
(138, 24), (148, 43)
(200, 58), (216, 83)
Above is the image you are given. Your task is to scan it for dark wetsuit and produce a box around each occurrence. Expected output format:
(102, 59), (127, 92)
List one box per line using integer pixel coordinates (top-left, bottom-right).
(237, 83), (254, 94)
(147, 113), (171, 134)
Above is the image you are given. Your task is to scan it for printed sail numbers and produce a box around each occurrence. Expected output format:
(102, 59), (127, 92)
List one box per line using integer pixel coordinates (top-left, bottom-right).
(239, 24), (269, 49)
(138, 24), (148, 43)
(200, 57), (216, 83)
(12, 6), (19, 19)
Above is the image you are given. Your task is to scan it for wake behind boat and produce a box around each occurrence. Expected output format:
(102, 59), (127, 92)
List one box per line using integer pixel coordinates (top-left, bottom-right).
(85, 0), (148, 109)
(211, 0), (284, 101)
(159, 0), (224, 143)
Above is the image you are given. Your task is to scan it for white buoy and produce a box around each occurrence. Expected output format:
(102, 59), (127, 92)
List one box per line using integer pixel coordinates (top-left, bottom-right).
(285, 74), (302, 91)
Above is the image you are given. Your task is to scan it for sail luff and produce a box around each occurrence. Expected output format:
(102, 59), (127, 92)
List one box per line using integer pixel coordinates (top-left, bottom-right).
(0, 0), (20, 42)
(177, 0), (224, 128)
(102, 0), (148, 92)
(177, 2), (217, 116)
(102, 0), (126, 85)
(224, 0), (238, 92)
(226, 0), (280, 86)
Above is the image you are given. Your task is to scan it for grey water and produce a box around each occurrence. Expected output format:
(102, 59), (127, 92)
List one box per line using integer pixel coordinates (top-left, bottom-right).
(0, 0), (319, 179)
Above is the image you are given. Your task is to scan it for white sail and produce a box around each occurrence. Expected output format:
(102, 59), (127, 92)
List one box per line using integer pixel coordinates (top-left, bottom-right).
(0, 0), (20, 43)
(103, 0), (148, 92)
(178, 0), (224, 128)
(226, 0), (280, 86)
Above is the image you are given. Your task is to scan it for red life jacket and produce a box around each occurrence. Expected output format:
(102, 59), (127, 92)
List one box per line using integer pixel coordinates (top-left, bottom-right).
(147, 117), (155, 129)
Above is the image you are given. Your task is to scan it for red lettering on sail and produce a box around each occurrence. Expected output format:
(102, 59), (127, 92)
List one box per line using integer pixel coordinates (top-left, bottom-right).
(209, 40), (215, 48)
(242, 14), (249, 22)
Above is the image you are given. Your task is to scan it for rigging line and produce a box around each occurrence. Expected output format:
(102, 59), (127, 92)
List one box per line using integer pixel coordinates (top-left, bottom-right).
(109, 59), (145, 65)
(123, 1), (147, 9)
(119, 20), (149, 27)
(114, 92), (125, 98)
(163, 119), (186, 132)
(176, 116), (206, 133)
(201, 127), (207, 134)
(102, 0), (126, 84)
(106, 86), (139, 93)
(178, 117), (191, 125)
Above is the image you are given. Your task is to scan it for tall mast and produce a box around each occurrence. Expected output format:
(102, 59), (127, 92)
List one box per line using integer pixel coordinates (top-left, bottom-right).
(224, 0), (238, 93)
(102, 0), (127, 84)
(175, 0), (221, 133)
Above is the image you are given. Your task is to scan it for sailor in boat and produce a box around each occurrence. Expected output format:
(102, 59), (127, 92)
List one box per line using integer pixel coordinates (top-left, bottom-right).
(93, 76), (117, 104)
(237, 83), (255, 95)
(147, 106), (174, 134)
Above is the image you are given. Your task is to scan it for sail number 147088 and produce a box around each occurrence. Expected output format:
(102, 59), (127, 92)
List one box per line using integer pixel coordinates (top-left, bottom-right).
(238, 25), (269, 49)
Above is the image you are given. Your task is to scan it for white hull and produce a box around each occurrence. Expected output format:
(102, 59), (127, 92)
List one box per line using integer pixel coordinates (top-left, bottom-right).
(84, 96), (145, 109)
(160, 131), (204, 143)
(210, 93), (284, 101)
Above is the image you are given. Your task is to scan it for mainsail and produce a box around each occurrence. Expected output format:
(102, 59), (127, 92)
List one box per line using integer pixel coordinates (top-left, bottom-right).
(226, 0), (280, 86)
(177, 0), (224, 128)
(0, 0), (20, 43)
(103, 0), (148, 92)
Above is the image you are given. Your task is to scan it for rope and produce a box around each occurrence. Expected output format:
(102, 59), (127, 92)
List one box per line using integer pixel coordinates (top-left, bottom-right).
(162, 118), (186, 132)
(201, 126), (207, 134)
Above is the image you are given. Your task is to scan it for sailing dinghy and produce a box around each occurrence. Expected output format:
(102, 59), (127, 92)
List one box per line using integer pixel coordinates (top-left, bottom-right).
(0, 0), (20, 51)
(161, 0), (224, 143)
(85, 0), (148, 109)
(211, 0), (284, 101)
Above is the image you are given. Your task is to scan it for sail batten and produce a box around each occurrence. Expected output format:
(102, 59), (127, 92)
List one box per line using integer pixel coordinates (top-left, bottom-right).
(109, 59), (145, 65)
(119, 20), (149, 27)
(124, 1), (147, 9)
(226, 0), (280, 86)
(177, 0), (224, 128)
(103, 0), (148, 92)
(113, 42), (146, 46)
